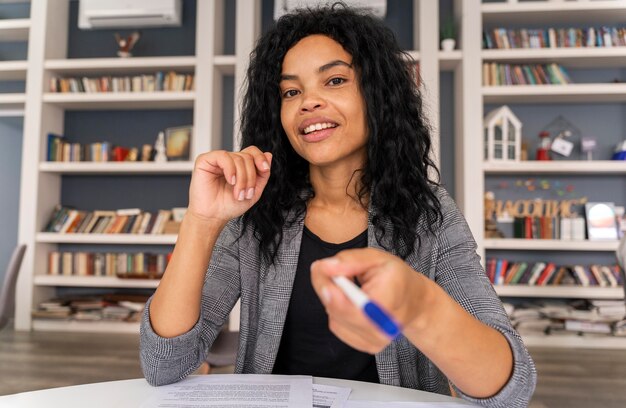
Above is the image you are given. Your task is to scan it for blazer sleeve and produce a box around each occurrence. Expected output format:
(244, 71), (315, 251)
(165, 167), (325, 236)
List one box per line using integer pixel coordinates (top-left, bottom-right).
(140, 218), (242, 386)
(433, 190), (537, 407)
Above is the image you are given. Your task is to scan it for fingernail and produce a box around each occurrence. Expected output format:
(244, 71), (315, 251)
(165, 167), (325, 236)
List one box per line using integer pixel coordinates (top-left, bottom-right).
(246, 188), (255, 199)
(231, 175), (236, 185)
(321, 287), (332, 305)
(262, 161), (270, 170)
(238, 190), (245, 201)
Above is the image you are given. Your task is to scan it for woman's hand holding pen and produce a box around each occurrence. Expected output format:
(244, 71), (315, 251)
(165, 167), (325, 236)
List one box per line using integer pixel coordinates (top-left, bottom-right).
(187, 147), (272, 224)
(310, 248), (431, 354)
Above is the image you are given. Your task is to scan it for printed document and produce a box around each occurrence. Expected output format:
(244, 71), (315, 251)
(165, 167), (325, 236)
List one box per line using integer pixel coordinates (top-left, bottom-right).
(140, 374), (312, 408)
(343, 402), (474, 407)
(312, 383), (351, 408)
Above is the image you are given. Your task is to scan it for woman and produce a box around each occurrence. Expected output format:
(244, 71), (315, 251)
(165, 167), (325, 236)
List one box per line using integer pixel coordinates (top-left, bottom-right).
(140, 5), (536, 407)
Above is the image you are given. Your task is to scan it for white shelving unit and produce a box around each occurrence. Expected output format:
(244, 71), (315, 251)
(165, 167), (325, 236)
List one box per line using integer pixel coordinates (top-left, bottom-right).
(472, 0), (626, 348)
(0, 13), (30, 116)
(495, 285), (623, 300)
(16, 0), (622, 348)
(39, 161), (194, 174)
(14, 0), (223, 334)
(484, 239), (619, 252)
(0, 60), (28, 80)
(14, 0), (449, 334)
(34, 275), (160, 289)
(0, 18), (30, 42)
(483, 84), (626, 104)
(0, 93), (25, 110)
(36, 233), (177, 245)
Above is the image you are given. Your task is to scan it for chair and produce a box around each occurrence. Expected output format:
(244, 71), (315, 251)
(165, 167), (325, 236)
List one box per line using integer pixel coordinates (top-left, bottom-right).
(197, 329), (239, 374)
(0, 244), (27, 330)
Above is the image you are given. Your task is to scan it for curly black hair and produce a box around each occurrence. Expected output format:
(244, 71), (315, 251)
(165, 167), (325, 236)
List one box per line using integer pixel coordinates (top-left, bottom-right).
(240, 3), (442, 264)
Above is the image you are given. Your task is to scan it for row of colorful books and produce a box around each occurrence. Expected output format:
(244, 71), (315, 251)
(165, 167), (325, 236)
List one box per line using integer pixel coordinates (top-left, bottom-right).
(487, 258), (624, 287)
(44, 206), (186, 235)
(46, 134), (156, 162)
(32, 294), (148, 321)
(483, 26), (626, 50)
(47, 251), (171, 278)
(49, 71), (194, 93)
(482, 62), (572, 86)
(512, 216), (586, 240)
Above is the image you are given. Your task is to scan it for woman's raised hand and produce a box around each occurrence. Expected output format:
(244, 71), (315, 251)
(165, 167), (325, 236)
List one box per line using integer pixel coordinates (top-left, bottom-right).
(187, 146), (272, 223)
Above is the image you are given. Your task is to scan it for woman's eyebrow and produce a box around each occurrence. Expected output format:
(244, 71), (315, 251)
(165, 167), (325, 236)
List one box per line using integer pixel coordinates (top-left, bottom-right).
(280, 60), (353, 82)
(318, 59), (352, 73)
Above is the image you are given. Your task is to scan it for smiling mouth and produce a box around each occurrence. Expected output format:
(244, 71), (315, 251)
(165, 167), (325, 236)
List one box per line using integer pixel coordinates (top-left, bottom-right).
(300, 122), (338, 135)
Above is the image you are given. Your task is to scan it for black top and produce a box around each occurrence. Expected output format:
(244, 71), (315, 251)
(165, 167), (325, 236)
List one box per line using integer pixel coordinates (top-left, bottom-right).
(272, 225), (380, 383)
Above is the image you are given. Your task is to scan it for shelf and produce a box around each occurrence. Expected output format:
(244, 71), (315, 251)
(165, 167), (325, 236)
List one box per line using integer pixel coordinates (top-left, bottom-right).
(0, 109), (23, 117)
(482, 84), (626, 104)
(34, 275), (159, 289)
(36, 233), (177, 245)
(39, 161), (194, 175)
(44, 56), (196, 76)
(32, 319), (140, 334)
(483, 160), (626, 175)
(0, 60), (27, 80)
(522, 334), (626, 350)
(482, 1), (626, 25)
(495, 285), (624, 300)
(439, 50), (462, 71)
(484, 239), (619, 252)
(214, 55), (236, 75)
(42, 92), (195, 110)
(0, 18), (30, 42)
(482, 47), (626, 69)
(0, 93), (25, 110)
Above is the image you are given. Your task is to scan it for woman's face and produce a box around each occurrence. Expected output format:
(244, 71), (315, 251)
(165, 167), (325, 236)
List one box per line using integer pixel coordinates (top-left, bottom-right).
(279, 34), (368, 168)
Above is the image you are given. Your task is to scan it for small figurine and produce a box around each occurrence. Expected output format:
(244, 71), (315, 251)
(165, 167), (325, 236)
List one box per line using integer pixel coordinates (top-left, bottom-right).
(154, 132), (167, 163)
(114, 31), (141, 58)
(536, 131), (551, 161)
(484, 191), (504, 239)
(581, 137), (597, 161)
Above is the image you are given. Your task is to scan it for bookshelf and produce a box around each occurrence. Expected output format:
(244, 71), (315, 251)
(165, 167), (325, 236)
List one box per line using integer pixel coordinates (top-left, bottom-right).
(13, 0), (448, 334)
(14, 0), (623, 348)
(464, 0), (626, 348)
(14, 0), (220, 334)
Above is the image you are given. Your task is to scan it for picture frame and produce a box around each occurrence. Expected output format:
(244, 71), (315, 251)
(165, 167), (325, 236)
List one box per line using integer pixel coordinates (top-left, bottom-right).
(164, 125), (192, 161)
(584, 202), (619, 241)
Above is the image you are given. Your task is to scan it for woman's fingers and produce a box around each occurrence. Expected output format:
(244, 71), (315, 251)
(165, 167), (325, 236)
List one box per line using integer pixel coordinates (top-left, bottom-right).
(232, 148), (273, 201)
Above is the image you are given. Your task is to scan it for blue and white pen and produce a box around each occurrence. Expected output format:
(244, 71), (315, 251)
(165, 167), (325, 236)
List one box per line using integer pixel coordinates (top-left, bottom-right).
(332, 276), (401, 339)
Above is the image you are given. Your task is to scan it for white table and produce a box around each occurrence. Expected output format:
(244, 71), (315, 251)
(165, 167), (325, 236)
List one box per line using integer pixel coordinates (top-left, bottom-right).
(0, 376), (472, 407)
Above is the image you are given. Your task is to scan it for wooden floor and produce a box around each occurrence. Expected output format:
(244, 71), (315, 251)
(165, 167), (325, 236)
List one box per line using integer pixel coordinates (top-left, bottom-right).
(1, 327), (626, 407)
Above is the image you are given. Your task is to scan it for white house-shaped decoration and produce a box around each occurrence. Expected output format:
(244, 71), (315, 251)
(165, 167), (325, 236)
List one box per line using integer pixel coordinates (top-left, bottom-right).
(484, 105), (522, 162)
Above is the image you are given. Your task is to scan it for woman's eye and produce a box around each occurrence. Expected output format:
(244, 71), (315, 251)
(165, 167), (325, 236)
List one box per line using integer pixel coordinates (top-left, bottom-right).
(328, 77), (345, 86)
(283, 89), (299, 98)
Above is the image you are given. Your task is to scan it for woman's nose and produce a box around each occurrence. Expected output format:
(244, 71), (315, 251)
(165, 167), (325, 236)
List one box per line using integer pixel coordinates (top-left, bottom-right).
(300, 92), (324, 112)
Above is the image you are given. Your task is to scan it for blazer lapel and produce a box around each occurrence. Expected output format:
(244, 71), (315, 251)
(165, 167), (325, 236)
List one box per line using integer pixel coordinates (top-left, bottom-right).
(250, 210), (305, 373)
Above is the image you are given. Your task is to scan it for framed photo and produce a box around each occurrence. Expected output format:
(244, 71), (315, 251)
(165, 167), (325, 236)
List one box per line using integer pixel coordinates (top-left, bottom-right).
(164, 125), (192, 161)
(584, 202), (619, 241)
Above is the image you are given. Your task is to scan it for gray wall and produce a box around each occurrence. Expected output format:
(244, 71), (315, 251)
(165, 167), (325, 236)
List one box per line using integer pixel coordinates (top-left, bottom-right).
(0, 118), (23, 284)
(0, 2), (29, 284)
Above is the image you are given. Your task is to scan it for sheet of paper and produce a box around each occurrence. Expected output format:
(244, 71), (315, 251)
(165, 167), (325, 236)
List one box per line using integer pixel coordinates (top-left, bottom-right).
(343, 401), (474, 408)
(312, 383), (351, 408)
(140, 374), (312, 408)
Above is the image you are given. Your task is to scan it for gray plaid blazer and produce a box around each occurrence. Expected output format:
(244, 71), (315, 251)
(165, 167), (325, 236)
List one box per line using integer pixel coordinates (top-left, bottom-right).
(140, 188), (536, 407)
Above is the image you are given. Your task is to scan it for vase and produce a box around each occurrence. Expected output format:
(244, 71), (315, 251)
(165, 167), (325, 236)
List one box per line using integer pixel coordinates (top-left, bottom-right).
(441, 38), (455, 52)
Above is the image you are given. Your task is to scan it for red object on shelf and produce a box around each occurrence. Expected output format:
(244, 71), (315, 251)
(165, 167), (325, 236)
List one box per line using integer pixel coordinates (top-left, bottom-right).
(536, 131), (552, 161)
(112, 146), (130, 161)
